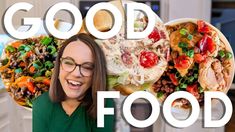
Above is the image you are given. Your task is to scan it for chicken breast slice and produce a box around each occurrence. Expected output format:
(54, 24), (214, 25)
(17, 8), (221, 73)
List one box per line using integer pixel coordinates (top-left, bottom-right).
(198, 57), (226, 91)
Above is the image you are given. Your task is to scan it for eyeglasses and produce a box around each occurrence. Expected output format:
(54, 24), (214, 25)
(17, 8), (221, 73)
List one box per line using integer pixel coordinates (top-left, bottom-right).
(60, 57), (94, 77)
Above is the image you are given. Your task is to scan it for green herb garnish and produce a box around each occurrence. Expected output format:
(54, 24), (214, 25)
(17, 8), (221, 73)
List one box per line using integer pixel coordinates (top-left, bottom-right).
(175, 72), (181, 78)
(180, 28), (188, 35)
(180, 83), (187, 89)
(198, 86), (204, 93)
(1, 59), (9, 66)
(40, 37), (53, 45)
(178, 42), (188, 48)
(175, 86), (180, 91)
(45, 70), (52, 77)
(218, 50), (225, 58)
(44, 61), (54, 69)
(188, 76), (194, 83)
(194, 74), (198, 79)
(6, 45), (15, 53)
(186, 49), (194, 58)
(18, 45), (26, 51)
(182, 48), (188, 53)
(157, 91), (164, 98)
(47, 45), (57, 55)
(226, 52), (232, 59)
(187, 34), (193, 40)
(15, 68), (22, 73)
(24, 45), (31, 52)
(33, 61), (43, 69)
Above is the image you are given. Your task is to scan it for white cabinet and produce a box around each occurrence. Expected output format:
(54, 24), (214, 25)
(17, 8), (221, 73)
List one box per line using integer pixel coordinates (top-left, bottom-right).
(153, 102), (225, 132)
(0, 92), (32, 132)
(0, 92), (11, 132)
(161, 0), (211, 22)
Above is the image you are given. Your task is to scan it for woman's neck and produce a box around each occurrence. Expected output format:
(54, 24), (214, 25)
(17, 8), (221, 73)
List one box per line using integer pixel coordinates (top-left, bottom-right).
(61, 98), (81, 116)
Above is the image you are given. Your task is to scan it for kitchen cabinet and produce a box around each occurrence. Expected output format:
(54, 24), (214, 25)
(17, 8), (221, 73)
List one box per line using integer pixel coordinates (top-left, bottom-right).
(161, 0), (211, 22)
(0, 91), (32, 132)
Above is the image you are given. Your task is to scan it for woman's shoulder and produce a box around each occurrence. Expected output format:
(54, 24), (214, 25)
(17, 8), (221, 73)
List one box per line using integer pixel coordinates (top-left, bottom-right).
(33, 91), (53, 110)
(105, 98), (115, 107)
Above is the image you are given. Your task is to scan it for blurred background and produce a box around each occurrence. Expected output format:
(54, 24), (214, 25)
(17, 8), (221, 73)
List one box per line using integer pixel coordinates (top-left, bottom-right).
(0, 0), (235, 132)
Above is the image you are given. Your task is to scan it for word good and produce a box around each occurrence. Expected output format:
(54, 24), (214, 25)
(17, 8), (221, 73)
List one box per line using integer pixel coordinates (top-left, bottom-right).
(3, 2), (155, 39)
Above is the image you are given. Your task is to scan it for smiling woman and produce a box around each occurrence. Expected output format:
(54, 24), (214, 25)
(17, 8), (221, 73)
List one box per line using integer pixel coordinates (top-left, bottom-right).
(32, 33), (115, 132)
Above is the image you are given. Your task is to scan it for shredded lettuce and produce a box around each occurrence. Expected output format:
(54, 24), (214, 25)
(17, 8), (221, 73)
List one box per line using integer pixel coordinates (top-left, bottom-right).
(117, 72), (129, 84)
(140, 82), (151, 91)
(107, 73), (151, 92)
(26, 98), (33, 107)
(107, 75), (119, 89)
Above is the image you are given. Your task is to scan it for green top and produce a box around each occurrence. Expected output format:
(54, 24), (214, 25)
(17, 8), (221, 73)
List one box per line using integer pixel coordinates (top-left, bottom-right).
(33, 92), (115, 132)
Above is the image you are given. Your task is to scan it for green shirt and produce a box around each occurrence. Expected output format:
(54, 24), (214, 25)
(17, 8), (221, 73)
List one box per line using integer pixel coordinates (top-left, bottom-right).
(33, 92), (115, 132)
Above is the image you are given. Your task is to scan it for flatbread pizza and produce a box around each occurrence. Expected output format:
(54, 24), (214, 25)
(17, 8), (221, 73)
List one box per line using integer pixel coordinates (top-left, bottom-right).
(86, 0), (170, 95)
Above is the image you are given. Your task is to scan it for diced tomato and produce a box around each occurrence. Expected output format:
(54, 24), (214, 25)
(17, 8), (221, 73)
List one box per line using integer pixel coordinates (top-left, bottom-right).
(29, 66), (35, 73)
(15, 76), (35, 93)
(19, 62), (26, 68)
(160, 30), (166, 39)
(197, 20), (211, 34)
(174, 55), (191, 69)
(11, 41), (22, 48)
(43, 78), (51, 86)
(186, 83), (199, 97)
(194, 53), (206, 63)
(169, 73), (179, 85)
(194, 47), (200, 54)
(198, 35), (216, 55)
(148, 28), (161, 42)
(25, 82), (35, 93)
(17, 81), (35, 93)
(140, 51), (158, 68)
(172, 101), (177, 107)
(121, 52), (133, 65)
(26, 51), (33, 58)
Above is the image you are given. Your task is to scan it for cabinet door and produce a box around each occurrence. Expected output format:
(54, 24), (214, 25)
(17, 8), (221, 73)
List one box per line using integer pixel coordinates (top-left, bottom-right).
(0, 93), (10, 132)
(168, 0), (211, 22)
(0, 92), (23, 132)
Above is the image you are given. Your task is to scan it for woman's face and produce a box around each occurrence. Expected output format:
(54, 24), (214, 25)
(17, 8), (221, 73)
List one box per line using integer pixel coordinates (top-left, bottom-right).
(59, 40), (94, 100)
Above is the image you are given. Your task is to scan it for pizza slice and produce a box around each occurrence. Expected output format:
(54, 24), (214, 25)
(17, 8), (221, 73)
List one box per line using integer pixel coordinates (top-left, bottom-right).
(82, 0), (170, 95)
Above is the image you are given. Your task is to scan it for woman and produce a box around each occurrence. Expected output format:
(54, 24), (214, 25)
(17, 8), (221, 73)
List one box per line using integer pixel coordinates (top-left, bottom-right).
(33, 33), (115, 132)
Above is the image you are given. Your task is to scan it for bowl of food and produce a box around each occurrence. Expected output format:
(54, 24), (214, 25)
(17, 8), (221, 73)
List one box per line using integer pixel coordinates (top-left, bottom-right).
(0, 21), (71, 109)
(150, 18), (234, 113)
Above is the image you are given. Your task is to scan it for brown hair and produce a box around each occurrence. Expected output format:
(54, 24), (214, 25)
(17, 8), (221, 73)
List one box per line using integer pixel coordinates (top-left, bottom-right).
(49, 33), (107, 119)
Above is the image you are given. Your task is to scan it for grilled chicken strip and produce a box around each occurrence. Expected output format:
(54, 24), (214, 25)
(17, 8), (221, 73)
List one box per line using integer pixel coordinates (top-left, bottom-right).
(198, 57), (226, 91)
